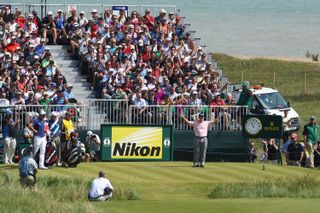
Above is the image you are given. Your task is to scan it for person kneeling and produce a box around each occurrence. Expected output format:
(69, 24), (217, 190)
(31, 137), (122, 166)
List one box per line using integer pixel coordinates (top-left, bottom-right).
(19, 148), (38, 188)
(88, 171), (114, 201)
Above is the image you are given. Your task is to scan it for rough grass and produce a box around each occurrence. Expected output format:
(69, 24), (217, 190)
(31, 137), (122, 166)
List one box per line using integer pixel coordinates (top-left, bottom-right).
(208, 174), (320, 199)
(212, 53), (320, 127)
(1, 162), (320, 213)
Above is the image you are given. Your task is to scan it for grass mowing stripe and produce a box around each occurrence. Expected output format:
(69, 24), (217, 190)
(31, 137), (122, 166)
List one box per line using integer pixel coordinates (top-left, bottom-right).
(206, 165), (260, 182)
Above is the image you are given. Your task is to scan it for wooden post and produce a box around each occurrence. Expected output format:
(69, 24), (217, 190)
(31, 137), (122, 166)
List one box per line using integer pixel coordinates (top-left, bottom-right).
(304, 72), (307, 95)
(273, 71), (276, 88)
(241, 71), (244, 82)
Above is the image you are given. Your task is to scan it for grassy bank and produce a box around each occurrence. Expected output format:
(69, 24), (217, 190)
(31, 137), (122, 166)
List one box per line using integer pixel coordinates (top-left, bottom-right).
(1, 162), (320, 213)
(212, 53), (320, 126)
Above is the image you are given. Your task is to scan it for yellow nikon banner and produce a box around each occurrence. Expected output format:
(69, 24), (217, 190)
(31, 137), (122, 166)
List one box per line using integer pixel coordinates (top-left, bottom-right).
(100, 125), (173, 161)
(112, 127), (162, 159)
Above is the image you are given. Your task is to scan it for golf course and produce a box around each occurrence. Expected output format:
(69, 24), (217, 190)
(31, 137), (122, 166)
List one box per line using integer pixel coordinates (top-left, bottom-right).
(1, 161), (320, 213)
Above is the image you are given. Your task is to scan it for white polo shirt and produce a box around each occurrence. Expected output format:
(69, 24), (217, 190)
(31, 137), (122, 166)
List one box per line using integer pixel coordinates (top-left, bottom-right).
(89, 177), (114, 198)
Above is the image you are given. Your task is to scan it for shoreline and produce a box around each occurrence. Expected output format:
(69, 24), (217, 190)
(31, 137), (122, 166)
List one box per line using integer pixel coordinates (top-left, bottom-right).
(226, 54), (318, 63)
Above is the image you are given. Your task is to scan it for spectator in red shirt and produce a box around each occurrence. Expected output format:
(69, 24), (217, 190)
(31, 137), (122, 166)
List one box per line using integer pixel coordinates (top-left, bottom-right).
(6, 36), (21, 53)
(143, 10), (155, 31)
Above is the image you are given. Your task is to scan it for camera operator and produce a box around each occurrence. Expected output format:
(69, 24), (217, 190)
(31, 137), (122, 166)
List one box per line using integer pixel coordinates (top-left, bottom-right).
(86, 131), (101, 161)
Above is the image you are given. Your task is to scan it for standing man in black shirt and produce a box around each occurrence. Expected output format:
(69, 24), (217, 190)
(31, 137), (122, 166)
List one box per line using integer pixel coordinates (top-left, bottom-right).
(42, 11), (57, 44)
(286, 135), (304, 166)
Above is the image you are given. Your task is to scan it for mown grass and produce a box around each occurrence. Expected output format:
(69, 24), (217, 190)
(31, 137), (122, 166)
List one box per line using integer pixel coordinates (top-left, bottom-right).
(1, 162), (320, 213)
(212, 53), (320, 127)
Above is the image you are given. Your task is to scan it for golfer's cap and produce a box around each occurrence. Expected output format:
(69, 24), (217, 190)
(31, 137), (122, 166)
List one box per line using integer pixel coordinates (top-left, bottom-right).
(57, 9), (63, 13)
(199, 112), (205, 117)
(160, 9), (166, 14)
(310, 116), (316, 120)
(39, 109), (46, 115)
(291, 133), (297, 139)
(47, 11), (53, 16)
(51, 111), (58, 117)
(80, 11), (85, 15)
(87, 131), (93, 136)
(92, 9), (98, 13)
(192, 90), (198, 95)
(169, 11), (174, 15)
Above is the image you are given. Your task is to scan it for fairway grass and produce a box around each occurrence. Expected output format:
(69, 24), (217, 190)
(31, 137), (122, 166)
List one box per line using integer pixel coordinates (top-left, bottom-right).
(1, 162), (320, 213)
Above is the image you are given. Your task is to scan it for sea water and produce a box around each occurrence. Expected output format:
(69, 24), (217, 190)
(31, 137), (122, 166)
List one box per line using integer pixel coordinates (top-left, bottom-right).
(9, 0), (320, 57)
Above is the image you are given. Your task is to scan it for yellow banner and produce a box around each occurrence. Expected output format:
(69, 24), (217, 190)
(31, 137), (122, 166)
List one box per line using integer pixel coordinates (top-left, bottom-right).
(111, 127), (163, 159)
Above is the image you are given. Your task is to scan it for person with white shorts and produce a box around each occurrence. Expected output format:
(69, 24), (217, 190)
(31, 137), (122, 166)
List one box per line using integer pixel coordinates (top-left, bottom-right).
(28, 109), (48, 169)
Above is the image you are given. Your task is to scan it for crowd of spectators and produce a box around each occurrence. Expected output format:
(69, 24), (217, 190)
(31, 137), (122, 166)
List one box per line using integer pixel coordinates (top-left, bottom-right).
(71, 7), (229, 108)
(0, 6), (76, 110)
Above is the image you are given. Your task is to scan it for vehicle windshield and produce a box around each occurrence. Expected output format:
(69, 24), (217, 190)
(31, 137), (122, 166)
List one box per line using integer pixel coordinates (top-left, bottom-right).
(255, 92), (288, 109)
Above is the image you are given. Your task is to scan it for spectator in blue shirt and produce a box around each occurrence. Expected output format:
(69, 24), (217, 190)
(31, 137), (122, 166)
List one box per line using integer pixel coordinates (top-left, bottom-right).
(2, 109), (17, 164)
(28, 109), (49, 169)
(19, 148), (38, 188)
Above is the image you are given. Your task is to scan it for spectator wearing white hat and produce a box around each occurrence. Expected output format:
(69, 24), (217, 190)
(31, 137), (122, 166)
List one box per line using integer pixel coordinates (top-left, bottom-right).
(49, 111), (62, 165)
(189, 90), (202, 106)
(2, 109), (18, 164)
(42, 11), (57, 44)
(155, 9), (167, 26)
(86, 131), (101, 161)
(91, 9), (99, 21)
(79, 11), (88, 28)
(28, 109), (49, 169)
(54, 9), (67, 43)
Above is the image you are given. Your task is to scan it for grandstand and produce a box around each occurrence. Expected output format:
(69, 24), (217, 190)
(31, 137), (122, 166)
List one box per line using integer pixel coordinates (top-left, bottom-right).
(0, 3), (248, 162)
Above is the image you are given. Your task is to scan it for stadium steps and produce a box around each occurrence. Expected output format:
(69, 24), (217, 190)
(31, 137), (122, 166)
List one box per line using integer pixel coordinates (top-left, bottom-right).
(48, 45), (95, 104)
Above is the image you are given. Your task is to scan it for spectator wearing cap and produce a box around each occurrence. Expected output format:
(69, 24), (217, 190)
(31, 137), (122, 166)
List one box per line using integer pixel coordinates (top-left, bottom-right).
(282, 109), (292, 143)
(64, 84), (77, 103)
(6, 35), (21, 52)
(42, 11), (57, 44)
(38, 91), (53, 106)
(168, 12), (176, 25)
(303, 116), (319, 168)
(189, 90), (202, 106)
(54, 9), (67, 43)
(181, 111), (218, 167)
(88, 171), (114, 201)
(52, 88), (68, 108)
(91, 9), (99, 21)
(86, 131), (101, 161)
(262, 138), (279, 163)
(79, 11), (88, 28)
(155, 9), (167, 27)
(28, 109), (49, 169)
(48, 111), (61, 164)
(25, 91), (38, 105)
(11, 90), (25, 106)
(286, 133), (304, 166)
(34, 38), (47, 55)
(19, 147), (38, 188)
(143, 9), (155, 31)
(61, 111), (75, 145)
(25, 14), (37, 32)
(2, 109), (18, 164)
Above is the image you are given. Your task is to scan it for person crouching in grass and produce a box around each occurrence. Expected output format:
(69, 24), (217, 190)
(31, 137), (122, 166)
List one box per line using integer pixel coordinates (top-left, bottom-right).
(19, 148), (38, 188)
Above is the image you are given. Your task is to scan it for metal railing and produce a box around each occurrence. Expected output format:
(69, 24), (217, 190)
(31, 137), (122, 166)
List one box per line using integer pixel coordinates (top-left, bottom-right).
(0, 101), (248, 131)
(0, 104), (88, 131)
(88, 99), (129, 130)
(129, 105), (248, 132)
(3, 3), (176, 19)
